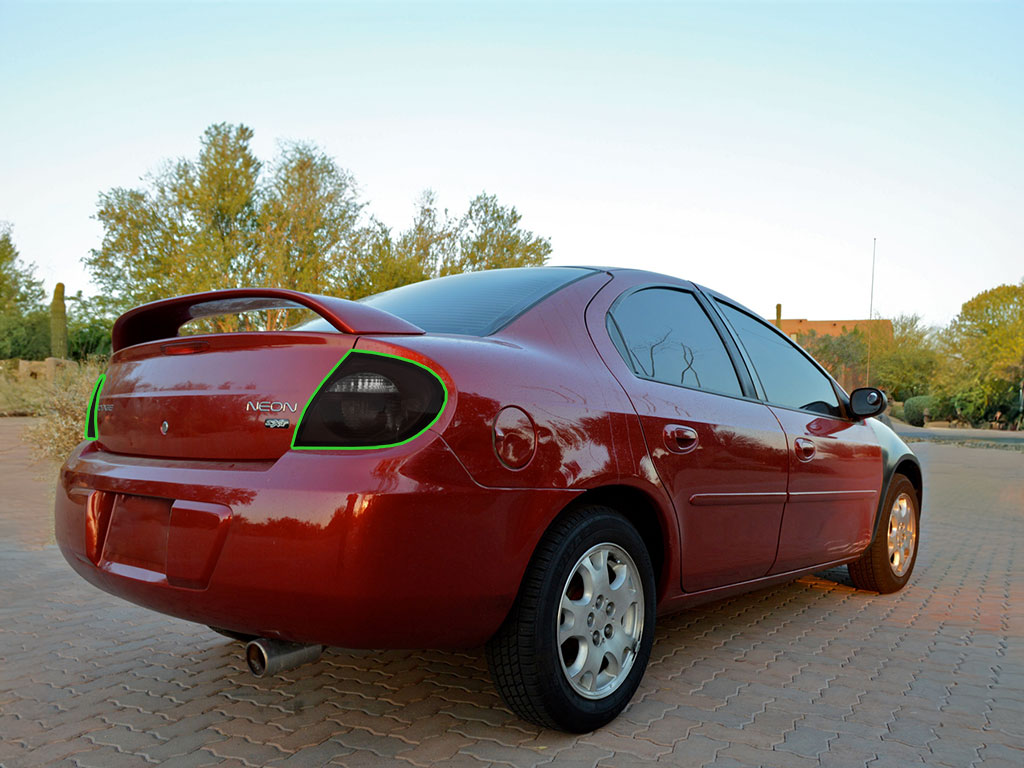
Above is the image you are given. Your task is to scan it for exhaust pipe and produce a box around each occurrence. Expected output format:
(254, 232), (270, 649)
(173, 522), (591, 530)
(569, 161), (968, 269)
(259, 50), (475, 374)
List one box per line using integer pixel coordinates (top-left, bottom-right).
(245, 638), (323, 677)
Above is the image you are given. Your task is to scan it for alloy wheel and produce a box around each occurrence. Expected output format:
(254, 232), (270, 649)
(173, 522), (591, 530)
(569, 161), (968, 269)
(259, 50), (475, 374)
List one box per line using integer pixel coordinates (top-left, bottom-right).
(887, 492), (917, 577)
(557, 543), (644, 699)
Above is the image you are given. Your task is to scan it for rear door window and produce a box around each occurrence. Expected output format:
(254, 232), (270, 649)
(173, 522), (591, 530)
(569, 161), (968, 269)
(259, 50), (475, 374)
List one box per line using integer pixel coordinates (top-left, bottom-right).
(608, 288), (743, 397)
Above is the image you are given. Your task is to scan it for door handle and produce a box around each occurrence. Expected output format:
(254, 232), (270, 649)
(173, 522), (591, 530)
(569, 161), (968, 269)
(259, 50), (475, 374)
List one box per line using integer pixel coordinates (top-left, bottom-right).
(794, 437), (816, 462)
(664, 425), (699, 454)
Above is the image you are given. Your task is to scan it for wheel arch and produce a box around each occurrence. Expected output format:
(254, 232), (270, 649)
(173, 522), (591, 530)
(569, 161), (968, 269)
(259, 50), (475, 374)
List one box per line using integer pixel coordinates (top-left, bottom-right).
(869, 457), (923, 547)
(895, 457), (923, 506)
(561, 484), (674, 602)
(866, 418), (924, 549)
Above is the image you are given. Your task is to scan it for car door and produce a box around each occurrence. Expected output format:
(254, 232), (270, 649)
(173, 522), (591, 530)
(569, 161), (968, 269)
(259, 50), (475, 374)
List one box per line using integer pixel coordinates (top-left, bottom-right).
(605, 286), (790, 592)
(713, 301), (883, 573)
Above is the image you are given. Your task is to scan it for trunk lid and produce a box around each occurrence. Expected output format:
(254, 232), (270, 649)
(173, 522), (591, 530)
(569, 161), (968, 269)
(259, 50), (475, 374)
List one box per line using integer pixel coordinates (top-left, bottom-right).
(95, 287), (425, 461)
(96, 332), (356, 460)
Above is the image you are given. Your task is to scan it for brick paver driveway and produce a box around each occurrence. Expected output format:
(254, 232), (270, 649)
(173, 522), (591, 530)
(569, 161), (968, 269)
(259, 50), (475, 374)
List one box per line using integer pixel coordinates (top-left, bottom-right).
(1, 417), (1021, 767)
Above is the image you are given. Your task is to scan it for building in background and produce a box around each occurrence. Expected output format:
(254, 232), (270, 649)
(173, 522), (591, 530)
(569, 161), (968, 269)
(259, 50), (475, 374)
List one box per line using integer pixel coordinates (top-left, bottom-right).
(777, 314), (894, 392)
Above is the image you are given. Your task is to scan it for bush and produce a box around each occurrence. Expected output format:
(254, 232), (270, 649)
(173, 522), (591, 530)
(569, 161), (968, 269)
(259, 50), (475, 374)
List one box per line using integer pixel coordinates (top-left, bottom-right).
(889, 403), (905, 422)
(927, 395), (956, 423)
(69, 320), (113, 360)
(0, 311), (50, 360)
(903, 395), (940, 427)
(22, 358), (106, 464)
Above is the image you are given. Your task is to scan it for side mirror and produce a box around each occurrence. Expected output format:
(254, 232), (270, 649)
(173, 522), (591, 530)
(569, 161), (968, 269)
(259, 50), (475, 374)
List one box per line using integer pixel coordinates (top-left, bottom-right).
(849, 387), (887, 420)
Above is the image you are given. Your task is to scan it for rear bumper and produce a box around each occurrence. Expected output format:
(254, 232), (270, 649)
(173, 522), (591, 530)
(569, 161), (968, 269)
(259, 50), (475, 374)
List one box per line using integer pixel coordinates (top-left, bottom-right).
(55, 433), (578, 648)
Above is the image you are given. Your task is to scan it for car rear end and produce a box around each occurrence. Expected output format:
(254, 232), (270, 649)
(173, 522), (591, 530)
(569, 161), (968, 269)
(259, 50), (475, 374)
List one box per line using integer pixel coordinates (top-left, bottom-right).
(55, 273), (599, 649)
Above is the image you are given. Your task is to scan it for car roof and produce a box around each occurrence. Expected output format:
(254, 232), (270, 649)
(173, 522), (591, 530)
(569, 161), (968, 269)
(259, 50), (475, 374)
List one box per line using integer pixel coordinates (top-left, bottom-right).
(559, 265), (767, 322)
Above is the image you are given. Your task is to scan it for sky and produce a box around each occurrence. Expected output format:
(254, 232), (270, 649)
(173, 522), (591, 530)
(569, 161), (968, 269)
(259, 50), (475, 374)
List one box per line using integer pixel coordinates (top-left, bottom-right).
(1, 0), (1021, 327)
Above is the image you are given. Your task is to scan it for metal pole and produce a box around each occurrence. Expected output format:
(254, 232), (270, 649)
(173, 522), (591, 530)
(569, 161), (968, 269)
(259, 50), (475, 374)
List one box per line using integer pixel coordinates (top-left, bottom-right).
(866, 238), (876, 386)
(1018, 378), (1023, 430)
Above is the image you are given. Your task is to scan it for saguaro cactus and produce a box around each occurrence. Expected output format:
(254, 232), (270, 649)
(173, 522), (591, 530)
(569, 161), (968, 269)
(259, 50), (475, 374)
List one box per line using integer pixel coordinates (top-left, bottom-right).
(50, 282), (68, 359)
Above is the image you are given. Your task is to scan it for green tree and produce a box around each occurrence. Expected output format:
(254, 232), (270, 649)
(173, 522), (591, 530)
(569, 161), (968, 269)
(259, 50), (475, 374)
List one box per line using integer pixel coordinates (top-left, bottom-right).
(442, 193), (552, 275)
(0, 223), (48, 359)
(870, 315), (939, 401)
(933, 281), (1024, 423)
(67, 291), (114, 360)
(257, 141), (365, 327)
(0, 311), (49, 360)
(88, 123), (263, 315)
(175, 123), (262, 292)
(950, 282), (1024, 385)
(393, 190), (458, 285)
(1, 223), (44, 316)
(347, 216), (435, 299)
(796, 327), (866, 386)
(87, 124), (553, 328)
(351, 189), (551, 297)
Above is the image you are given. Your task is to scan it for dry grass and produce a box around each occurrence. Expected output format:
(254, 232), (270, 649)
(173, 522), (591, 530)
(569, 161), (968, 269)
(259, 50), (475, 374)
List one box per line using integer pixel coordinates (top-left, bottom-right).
(21, 359), (106, 465)
(0, 374), (51, 417)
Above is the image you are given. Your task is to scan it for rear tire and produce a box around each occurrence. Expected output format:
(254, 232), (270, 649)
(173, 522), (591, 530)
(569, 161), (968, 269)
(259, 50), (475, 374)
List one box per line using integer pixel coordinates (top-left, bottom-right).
(486, 505), (656, 732)
(848, 475), (920, 593)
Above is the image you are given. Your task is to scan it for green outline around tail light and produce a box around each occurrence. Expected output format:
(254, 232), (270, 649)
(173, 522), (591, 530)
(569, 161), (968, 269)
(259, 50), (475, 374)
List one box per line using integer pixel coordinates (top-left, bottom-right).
(290, 349), (449, 451)
(84, 374), (106, 440)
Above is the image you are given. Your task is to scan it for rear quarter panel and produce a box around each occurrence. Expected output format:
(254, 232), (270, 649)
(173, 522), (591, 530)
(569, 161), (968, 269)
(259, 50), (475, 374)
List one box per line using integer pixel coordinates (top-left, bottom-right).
(358, 273), (683, 605)
(361, 274), (650, 492)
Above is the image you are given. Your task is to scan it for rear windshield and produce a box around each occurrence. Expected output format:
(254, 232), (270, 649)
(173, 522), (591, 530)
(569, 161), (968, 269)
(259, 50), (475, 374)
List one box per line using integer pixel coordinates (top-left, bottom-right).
(296, 267), (598, 336)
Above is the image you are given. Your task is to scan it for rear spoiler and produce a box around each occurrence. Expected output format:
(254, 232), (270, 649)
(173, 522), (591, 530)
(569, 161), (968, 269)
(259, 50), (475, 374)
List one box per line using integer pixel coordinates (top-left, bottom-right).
(111, 288), (424, 352)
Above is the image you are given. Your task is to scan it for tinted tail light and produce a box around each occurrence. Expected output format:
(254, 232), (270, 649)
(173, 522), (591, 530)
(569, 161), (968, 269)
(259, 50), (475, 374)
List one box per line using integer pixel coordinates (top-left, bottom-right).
(292, 351), (447, 450)
(84, 374), (106, 440)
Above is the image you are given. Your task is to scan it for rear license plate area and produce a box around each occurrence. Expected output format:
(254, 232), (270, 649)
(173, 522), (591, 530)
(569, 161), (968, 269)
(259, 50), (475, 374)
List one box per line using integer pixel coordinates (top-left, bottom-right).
(101, 494), (173, 572)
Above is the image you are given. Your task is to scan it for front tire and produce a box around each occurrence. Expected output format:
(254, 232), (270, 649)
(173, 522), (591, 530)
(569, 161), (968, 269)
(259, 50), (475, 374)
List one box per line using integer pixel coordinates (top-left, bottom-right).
(486, 505), (656, 732)
(848, 475), (920, 593)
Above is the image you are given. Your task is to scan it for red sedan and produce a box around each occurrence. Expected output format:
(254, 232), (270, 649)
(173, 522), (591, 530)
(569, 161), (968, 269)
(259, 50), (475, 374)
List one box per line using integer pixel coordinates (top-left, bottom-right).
(56, 267), (922, 732)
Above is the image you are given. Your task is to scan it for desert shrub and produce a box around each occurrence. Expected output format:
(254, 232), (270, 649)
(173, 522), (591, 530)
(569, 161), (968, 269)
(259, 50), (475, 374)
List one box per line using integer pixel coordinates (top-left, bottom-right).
(903, 395), (939, 427)
(22, 358), (106, 464)
(889, 403), (905, 422)
(947, 388), (988, 425)
(0, 373), (50, 416)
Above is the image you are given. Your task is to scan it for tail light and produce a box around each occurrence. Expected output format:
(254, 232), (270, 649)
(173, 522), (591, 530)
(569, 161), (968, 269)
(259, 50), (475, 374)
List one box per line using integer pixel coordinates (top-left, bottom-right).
(292, 351), (447, 450)
(84, 374), (106, 440)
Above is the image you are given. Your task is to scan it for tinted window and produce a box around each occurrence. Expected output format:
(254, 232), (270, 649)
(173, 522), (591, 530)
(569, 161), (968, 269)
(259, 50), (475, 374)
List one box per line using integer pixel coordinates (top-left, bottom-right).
(609, 288), (742, 397)
(717, 303), (842, 417)
(296, 267), (597, 336)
